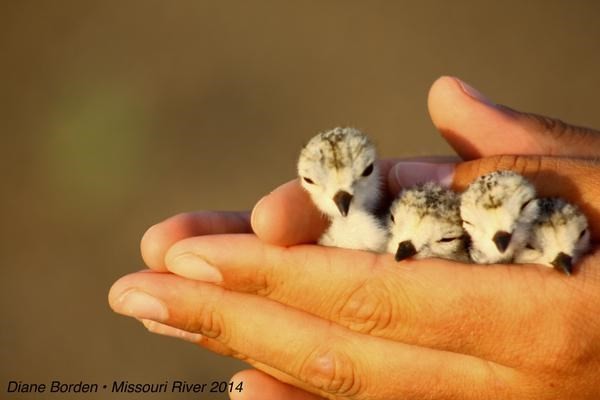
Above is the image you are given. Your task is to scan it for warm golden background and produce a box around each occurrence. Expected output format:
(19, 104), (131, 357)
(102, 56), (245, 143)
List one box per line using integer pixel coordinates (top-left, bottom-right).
(2, 1), (600, 399)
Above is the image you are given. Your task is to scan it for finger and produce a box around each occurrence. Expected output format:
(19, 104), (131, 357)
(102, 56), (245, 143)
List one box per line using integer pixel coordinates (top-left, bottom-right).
(250, 180), (329, 247)
(388, 160), (455, 194)
(165, 233), (600, 372)
(141, 319), (204, 344)
(390, 155), (600, 239)
(252, 158), (458, 247)
(229, 370), (323, 400)
(109, 272), (516, 400)
(141, 211), (251, 271)
(428, 76), (600, 159)
(140, 319), (323, 398)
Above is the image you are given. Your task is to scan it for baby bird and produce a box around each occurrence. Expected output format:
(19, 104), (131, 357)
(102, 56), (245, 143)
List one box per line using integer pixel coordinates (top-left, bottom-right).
(298, 127), (387, 252)
(460, 170), (539, 264)
(515, 198), (591, 275)
(387, 182), (470, 262)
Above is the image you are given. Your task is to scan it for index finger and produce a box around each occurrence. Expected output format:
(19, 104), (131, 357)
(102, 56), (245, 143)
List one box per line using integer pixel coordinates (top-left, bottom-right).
(141, 211), (251, 271)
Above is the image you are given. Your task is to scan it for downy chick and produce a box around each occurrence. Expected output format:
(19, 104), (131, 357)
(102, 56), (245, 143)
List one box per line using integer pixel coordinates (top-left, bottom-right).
(460, 170), (539, 264)
(388, 182), (469, 262)
(515, 198), (590, 275)
(298, 127), (387, 252)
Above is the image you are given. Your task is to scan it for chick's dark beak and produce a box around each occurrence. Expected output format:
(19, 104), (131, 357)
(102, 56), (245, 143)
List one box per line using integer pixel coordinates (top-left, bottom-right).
(395, 240), (417, 261)
(333, 191), (353, 217)
(551, 252), (573, 276)
(493, 230), (512, 253)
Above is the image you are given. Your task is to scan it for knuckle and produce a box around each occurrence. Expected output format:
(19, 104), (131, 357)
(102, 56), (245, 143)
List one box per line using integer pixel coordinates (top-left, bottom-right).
(186, 298), (229, 343)
(529, 113), (569, 136)
(300, 344), (364, 397)
(248, 263), (275, 297)
(335, 275), (396, 336)
(246, 244), (279, 297)
(456, 155), (541, 190)
(489, 154), (539, 176)
(469, 155), (544, 185)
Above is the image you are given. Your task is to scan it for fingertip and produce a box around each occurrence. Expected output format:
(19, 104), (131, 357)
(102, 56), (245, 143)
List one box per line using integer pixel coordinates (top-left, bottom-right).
(250, 195), (275, 241)
(428, 76), (492, 113)
(251, 180), (327, 246)
(428, 76), (511, 159)
(108, 271), (151, 312)
(228, 370), (263, 400)
(428, 76), (491, 129)
(140, 213), (195, 271)
(140, 211), (252, 271)
(140, 222), (169, 271)
(427, 76), (463, 121)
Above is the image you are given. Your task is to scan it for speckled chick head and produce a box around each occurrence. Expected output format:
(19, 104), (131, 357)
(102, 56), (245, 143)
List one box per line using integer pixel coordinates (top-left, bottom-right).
(298, 127), (380, 218)
(388, 182), (469, 262)
(515, 198), (590, 275)
(460, 170), (539, 264)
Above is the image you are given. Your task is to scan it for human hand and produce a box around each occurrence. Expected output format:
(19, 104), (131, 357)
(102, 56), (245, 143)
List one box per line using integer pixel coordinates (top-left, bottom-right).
(110, 155), (600, 400)
(108, 76), (597, 398)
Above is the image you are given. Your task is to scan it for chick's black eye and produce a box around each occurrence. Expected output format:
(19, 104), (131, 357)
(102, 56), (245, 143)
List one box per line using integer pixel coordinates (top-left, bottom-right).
(439, 237), (459, 243)
(361, 163), (374, 177)
(390, 214), (395, 223)
(520, 199), (533, 212)
(579, 229), (588, 239)
(303, 177), (314, 184)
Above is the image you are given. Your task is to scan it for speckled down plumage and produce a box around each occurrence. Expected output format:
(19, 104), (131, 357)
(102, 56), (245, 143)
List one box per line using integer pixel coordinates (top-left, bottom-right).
(460, 170), (539, 264)
(515, 197), (590, 274)
(388, 182), (469, 262)
(297, 127), (387, 252)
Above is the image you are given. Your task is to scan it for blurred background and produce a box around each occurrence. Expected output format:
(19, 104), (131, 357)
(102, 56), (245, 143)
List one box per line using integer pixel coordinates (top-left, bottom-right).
(1, 1), (600, 398)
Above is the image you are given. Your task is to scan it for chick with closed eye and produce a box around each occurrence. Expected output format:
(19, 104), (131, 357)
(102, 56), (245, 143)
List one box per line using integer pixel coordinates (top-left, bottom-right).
(460, 170), (539, 264)
(388, 182), (469, 262)
(515, 198), (591, 275)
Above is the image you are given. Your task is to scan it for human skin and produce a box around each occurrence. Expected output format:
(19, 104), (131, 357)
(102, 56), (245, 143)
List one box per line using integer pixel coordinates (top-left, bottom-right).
(109, 77), (600, 399)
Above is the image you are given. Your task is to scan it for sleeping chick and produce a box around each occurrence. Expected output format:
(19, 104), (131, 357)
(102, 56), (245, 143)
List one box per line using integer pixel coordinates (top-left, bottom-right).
(515, 197), (591, 275)
(460, 170), (539, 264)
(388, 182), (469, 262)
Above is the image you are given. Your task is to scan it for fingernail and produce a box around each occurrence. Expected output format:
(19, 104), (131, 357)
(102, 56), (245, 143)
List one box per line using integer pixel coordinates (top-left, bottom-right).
(454, 77), (495, 106)
(115, 290), (169, 321)
(141, 319), (203, 343)
(168, 253), (223, 283)
(392, 162), (455, 188)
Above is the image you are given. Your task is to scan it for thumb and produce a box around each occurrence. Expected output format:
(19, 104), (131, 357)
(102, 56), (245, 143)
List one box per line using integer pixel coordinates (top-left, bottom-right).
(389, 155), (600, 239)
(428, 76), (600, 159)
